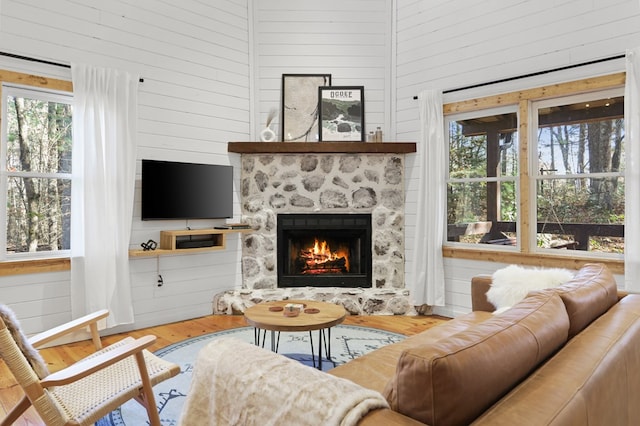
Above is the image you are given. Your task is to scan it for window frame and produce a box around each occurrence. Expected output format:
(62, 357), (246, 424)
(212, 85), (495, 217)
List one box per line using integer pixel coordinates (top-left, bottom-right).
(445, 105), (520, 251)
(0, 69), (73, 274)
(441, 73), (626, 274)
(529, 88), (625, 258)
(1, 83), (73, 260)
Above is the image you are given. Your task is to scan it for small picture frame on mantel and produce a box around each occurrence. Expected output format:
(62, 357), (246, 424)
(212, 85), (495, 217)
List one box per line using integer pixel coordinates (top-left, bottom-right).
(318, 86), (365, 142)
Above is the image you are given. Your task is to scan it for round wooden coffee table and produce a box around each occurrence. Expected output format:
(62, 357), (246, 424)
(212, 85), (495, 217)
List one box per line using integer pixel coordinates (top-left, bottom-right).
(244, 300), (346, 370)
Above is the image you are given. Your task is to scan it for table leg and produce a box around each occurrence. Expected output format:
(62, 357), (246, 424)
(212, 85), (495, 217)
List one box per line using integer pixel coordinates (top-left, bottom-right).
(318, 328), (323, 370)
(309, 331), (316, 368)
(256, 329), (281, 352)
(254, 328), (267, 348)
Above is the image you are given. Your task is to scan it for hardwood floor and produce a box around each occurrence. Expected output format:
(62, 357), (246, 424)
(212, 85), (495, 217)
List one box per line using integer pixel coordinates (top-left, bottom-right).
(0, 314), (449, 425)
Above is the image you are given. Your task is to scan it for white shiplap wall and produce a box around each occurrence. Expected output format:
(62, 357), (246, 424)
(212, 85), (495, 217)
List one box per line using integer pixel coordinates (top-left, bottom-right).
(251, 0), (393, 139)
(0, 0), (394, 334)
(0, 0), (251, 334)
(3, 0), (640, 331)
(397, 0), (640, 317)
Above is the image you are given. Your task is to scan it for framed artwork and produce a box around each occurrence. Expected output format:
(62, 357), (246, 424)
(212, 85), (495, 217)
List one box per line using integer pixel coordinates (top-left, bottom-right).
(318, 86), (365, 141)
(281, 74), (332, 142)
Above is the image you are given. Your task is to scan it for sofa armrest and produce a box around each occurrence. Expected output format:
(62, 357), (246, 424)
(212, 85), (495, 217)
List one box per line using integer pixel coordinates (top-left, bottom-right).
(471, 275), (496, 312)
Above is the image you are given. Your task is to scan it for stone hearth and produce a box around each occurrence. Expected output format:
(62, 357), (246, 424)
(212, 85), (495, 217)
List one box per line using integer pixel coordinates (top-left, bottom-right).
(214, 143), (419, 315)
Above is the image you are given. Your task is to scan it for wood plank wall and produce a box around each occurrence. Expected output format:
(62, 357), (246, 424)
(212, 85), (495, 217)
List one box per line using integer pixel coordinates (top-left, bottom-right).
(396, 0), (640, 317)
(252, 0), (392, 139)
(1, 0), (640, 333)
(0, 0), (394, 335)
(0, 0), (251, 334)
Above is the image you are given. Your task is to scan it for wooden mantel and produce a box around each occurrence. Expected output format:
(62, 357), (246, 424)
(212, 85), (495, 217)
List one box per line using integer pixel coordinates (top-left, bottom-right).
(227, 142), (417, 154)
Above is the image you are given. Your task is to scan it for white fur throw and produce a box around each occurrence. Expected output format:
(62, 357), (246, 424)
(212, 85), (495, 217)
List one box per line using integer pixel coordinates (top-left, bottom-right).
(180, 337), (389, 426)
(487, 265), (574, 312)
(0, 304), (49, 379)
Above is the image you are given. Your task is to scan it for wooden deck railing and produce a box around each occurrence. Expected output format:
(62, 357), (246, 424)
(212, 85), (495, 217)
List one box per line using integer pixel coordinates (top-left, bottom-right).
(448, 221), (624, 251)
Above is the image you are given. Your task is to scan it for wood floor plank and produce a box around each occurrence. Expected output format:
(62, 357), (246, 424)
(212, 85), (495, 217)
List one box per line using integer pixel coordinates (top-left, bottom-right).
(1, 314), (449, 425)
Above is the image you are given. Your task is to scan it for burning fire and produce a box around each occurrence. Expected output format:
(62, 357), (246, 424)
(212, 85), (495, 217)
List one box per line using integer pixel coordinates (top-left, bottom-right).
(300, 238), (349, 274)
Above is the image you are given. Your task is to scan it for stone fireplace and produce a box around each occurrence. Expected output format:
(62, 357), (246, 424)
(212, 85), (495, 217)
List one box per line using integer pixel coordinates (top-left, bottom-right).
(213, 142), (419, 315)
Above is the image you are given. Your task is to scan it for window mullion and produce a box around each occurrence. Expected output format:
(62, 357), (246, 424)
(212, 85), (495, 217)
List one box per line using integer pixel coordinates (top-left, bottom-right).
(519, 99), (532, 253)
(6, 171), (71, 180)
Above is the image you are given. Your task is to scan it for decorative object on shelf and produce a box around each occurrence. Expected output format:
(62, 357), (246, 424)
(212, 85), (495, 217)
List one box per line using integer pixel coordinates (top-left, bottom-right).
(318, 86), (365, 142)
(374, 126), (383, 142)
(140, 239), (157, 251)
(260, 108), (278, 142)
(281, 74), (332, 142)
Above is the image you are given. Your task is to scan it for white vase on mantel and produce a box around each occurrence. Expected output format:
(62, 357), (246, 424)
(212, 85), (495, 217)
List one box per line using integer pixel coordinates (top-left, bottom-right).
(260, 125), (276, 142)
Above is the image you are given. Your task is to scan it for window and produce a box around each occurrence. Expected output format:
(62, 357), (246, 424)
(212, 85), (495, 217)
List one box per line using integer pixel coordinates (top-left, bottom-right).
(446, 108), (519, 246)
(533, 89), (624, 253)
(444, 74), (625, 267)
(1, 84), (73, 259)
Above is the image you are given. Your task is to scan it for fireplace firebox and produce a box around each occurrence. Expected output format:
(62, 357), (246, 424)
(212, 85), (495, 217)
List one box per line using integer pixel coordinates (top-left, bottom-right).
(277, 213), (372, 288)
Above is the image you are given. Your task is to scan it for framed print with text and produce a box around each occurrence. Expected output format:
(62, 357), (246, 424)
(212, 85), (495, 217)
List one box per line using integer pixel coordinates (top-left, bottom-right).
(318, 86), (365, 141)
(281, 74), (331, 141)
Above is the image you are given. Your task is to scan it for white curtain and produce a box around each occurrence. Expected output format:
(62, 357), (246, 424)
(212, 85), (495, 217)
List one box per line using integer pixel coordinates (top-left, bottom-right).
(409, 89), (446, 306)
(70, 63), (138, 326)
(625, 49), (640, 292)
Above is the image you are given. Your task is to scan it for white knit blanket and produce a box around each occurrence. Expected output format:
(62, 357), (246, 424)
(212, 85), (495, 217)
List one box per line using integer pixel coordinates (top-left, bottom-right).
(179, 337), (389, 426)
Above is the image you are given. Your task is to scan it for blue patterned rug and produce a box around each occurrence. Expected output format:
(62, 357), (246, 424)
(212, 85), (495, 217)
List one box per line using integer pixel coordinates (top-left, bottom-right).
(96, 324), (404, 426)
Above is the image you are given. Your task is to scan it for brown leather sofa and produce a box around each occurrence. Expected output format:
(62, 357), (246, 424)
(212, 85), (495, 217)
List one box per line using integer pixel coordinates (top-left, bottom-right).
(328, 263), (640, 425)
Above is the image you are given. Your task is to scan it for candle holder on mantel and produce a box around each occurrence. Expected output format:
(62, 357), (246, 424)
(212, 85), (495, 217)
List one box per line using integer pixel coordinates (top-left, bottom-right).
(367, 127), (383, 142)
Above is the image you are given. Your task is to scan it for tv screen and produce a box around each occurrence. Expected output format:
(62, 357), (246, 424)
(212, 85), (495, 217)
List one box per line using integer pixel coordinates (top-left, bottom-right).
(141, 159), (233, 220)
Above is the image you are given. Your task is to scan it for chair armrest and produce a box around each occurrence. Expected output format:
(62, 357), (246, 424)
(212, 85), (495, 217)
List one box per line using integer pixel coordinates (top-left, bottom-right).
(471, 275), (496, 312)
(29, 309), (109, 350)
(40, 335), (156, 387)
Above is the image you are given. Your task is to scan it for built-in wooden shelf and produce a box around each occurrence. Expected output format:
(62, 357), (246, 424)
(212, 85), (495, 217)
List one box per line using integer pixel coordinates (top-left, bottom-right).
(227, 142), (416, 154)
(128, 228), (251, 257)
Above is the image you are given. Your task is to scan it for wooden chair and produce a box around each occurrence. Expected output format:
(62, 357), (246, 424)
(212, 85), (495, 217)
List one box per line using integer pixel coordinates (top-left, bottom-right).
(0, 305), (180, 426)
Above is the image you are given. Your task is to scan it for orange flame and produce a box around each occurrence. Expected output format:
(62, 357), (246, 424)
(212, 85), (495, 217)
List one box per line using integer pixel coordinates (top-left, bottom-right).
(301, 238), (350, 272)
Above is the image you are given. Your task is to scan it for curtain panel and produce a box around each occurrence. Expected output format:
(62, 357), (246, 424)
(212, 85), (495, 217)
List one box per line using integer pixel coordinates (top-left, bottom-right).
(408, 90), (446, 306)
(70, 63), (138, 326)
(625, 49), (640, 292)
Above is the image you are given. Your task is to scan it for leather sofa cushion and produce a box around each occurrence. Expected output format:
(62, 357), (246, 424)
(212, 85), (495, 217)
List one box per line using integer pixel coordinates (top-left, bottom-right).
(472, 294), (640, 425)
(383, 290), (569, 426)
(554, 263), (618, 338)
(329, 311), (493, 394)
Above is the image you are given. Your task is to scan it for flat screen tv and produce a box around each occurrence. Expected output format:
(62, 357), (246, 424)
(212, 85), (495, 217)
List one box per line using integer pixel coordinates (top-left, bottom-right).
(141, 159), (233, 220)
